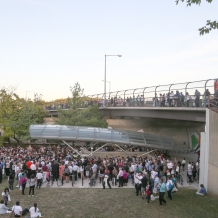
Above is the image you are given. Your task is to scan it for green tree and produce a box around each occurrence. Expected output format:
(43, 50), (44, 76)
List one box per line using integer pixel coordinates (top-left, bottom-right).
(55, 83), (108, 128)
(0, 88), (46, 144)
(176, 0), (218, 35)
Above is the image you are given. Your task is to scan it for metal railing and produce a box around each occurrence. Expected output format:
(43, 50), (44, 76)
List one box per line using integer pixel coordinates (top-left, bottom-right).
(44, 78), (218, 111)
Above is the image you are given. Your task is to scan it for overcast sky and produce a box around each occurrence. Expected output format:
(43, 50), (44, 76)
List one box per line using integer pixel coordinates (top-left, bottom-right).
(0, 0), (218, 101)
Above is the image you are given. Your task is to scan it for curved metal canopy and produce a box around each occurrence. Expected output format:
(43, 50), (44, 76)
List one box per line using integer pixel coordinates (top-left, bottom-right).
(29, 125), (174, 150)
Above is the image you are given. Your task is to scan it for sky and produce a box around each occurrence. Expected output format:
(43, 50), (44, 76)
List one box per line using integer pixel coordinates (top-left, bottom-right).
(0, 0), (218, 101)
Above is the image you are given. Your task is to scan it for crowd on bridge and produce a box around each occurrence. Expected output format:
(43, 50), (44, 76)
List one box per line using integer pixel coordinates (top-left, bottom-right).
(44, 88), (218, 110)
(0, 144), (206, 216)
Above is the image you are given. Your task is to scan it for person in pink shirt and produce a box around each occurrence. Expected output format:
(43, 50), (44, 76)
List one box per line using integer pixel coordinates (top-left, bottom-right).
(19, 173), (27, 195)
(45, 169), (51, 187)
(123, 170), (128, 186)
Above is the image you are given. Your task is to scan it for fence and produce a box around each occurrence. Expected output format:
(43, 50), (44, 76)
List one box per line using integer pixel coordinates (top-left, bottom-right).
(45, 78), (218, 110)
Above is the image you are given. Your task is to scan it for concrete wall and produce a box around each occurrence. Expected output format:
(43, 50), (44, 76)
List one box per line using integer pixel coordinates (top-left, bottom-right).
(108, 118), (204, 150)
(207, 109), (218, 194)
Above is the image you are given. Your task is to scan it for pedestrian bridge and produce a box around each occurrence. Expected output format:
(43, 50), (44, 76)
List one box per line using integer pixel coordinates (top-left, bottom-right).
(47, 107), (206, 122)
(29, 124), (174, 150)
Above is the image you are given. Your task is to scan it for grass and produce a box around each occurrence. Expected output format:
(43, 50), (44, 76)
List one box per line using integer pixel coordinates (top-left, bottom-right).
(1, 178), (218, 218)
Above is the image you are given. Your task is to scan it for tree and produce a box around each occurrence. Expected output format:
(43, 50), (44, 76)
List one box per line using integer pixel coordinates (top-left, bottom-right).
(0, 88), (46, 144)
(55, 83), (108, 128)
(176, 0), (218, 35)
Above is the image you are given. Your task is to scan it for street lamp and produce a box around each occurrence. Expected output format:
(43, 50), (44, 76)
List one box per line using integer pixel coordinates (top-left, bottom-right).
(104, 54), (122, 107)
(102, 80), (111, 94)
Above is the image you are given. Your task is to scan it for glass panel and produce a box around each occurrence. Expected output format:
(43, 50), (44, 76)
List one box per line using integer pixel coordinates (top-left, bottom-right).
(128, 132), (145, 145)
(77, 127), (95, 140)
(95, 128), (112, 141)
(29, 125), (46, 138)
(41, 125), (61, 138)
(60, 126), (78, 139)
(112, 130), (129, 143)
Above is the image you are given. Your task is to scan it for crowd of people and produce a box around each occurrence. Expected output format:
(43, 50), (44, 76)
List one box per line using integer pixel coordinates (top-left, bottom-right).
(0, 144), (206, 216)
(44, 88), (218, 110)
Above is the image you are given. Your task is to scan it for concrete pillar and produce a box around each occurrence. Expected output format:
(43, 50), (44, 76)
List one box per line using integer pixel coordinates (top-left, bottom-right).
(199, 132), (206, 187)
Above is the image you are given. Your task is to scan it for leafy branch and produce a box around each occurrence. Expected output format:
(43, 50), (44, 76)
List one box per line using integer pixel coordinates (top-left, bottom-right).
(176, 0), (217, 35)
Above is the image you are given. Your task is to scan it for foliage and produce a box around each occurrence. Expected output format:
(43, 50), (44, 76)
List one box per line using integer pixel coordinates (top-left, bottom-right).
(176, 0), (218, 35)
(55, 105), (108, 128)
(0, 88), (46, 144)
(55, 83), (108, 128)
(68, 82), (84, 110)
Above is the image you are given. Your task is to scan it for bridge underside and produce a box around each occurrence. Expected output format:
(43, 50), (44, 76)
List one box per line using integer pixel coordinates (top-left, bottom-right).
(99, 107), (206, 122)
(29, 124), (174, 150)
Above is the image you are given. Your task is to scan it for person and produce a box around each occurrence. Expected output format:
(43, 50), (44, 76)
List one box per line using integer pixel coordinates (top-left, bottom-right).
(141, 173), (148, 200)
(102, 174), (111, 189)
(2, 188), (10, 206)
(166, 177), (173, 200)
(195, 89), (201, 107)
(89, 173), (96, 187)
(196, 184), (206, 195)
(145, 181), (152, 204)
(185, 92), (190, 107)
(36, 170), (43, 188)
(181, 158), (186, 171)
(20, 173), (27, 195)
(0, 199), (8, 214)
(46, 169), (51, 187)
(118, 168), (124, 187)
(85, 164), (91, 178)
(52, 161), (59, 182)
(29, 174), (36, 197)
(29, 203), (40, 218)
(158, 179), (166, 206)
(63, 164), (70, 183)
(10, 201), (29, 218)
(135, 172), (142, 196)
(123, 169), (128, 186)
(8, 173), (15, 190)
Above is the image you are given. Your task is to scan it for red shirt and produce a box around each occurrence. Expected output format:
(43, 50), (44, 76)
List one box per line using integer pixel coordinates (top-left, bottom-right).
(27, 161), (32, 170)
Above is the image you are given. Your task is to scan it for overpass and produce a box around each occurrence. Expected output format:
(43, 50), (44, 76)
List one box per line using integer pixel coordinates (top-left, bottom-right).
(47, 107), (206, 122)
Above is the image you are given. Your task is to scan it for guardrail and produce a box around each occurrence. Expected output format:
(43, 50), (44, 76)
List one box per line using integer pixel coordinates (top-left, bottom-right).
(44, 78), (218, 111)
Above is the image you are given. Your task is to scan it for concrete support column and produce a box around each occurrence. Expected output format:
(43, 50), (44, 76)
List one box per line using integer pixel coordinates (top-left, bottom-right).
(199, 132), (206, 188)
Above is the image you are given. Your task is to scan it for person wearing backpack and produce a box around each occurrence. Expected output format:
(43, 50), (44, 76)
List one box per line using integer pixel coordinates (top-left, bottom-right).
(158, 179), (166, 205)
(166, 177), (173, 200)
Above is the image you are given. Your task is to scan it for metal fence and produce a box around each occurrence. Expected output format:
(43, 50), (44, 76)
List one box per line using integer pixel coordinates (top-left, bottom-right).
(45, 78), (218, 110)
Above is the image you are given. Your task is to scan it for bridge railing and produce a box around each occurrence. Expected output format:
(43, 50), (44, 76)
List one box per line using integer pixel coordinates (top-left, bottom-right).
(44, 78), (218, 111)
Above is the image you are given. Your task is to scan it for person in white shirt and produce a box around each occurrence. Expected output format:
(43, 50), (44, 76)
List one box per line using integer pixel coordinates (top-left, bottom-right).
(118, 168), (123, 187)
(36, 170), (43, 188)
(30, 161), (37, 177)
(167, 161), (173, 173)
(73, 164), (79, 181)
(29, 203), (40, 218)
(134, 172), (142, 196)
(10, 201), (28, 217)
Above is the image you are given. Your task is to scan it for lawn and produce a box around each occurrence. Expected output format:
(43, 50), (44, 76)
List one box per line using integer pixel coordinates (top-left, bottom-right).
(1, 178), (218, 218)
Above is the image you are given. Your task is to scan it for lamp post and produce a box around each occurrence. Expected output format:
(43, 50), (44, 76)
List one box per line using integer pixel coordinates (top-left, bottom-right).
(104, 54), (122, 107)
(102, 80), (111, 94)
